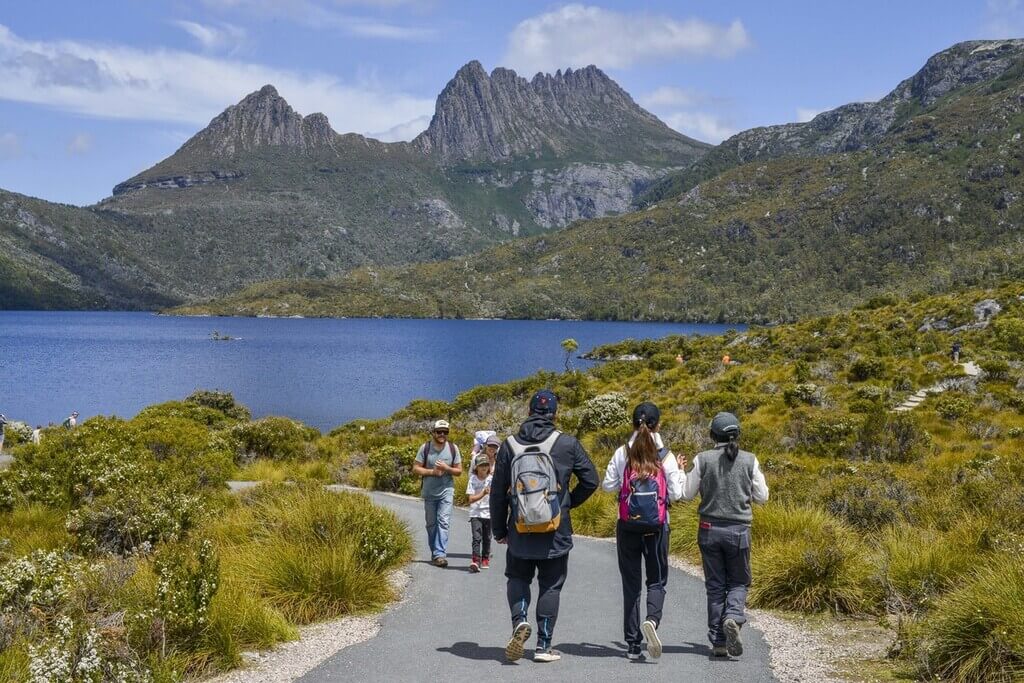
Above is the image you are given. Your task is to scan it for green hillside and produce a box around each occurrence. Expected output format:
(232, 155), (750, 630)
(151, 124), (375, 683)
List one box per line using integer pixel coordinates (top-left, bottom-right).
(175, 51), (1024, 322)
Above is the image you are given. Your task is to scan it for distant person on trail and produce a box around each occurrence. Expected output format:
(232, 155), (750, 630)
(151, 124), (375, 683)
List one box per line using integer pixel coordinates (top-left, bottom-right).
(484, 434), (501, 469)
(62, 412), (79, 430)
(31, 425), (42, 446)
(951, 341), (963, 364)
(601, 402), (684, 660)
(412, 420), (463, 568)
(466, 453), (493, 573)
(490, 389), (599, 664)
(679, 412), (769, 659)
(0, 414), (7, 453)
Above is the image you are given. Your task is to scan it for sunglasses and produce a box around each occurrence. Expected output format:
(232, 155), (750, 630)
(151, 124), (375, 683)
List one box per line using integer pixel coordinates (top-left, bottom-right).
(434, 430), (449, 435)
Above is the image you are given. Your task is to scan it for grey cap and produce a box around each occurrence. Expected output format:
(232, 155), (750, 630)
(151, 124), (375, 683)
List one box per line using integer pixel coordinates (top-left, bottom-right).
(710, 412), (740, 441)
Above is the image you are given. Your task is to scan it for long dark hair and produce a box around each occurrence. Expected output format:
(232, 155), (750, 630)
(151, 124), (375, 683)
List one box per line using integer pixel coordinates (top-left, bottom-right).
(627, 404), (661, 479)
(721, 436), (739, 461)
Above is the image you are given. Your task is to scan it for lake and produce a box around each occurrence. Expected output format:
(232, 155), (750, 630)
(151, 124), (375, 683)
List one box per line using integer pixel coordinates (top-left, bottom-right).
(0, 312), (740, 431)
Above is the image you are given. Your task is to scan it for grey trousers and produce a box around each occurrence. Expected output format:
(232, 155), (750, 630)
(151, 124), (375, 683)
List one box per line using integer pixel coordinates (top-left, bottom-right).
(697, 520), (752, 646)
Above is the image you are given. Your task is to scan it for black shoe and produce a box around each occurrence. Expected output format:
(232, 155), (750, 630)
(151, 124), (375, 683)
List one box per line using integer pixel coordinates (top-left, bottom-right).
(723, 619), (743, 657)
(712, 645), (728, 657)
(626, 644), (643, 661)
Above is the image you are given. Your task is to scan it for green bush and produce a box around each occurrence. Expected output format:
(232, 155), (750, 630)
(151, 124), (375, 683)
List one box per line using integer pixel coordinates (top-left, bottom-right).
(231, 417), (319, 462)
(783, 383), (821, 407)
(916, 555), (1024, 682)
(824, 472), (912, 531)
(882, 525), (979, 614)
(366, 444), (419, 493)
(578, 393), (629, 432)
(933, 392), (974, 421)
(851, 408), (933, 463)
(992, 317), (1024, 354)
(185, 390), (252, 421)
(794, 411), (861, 455)
(849, 357), (887, 381)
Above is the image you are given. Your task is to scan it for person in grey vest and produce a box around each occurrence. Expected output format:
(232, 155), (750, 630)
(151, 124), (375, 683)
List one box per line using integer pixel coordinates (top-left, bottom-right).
(490, 390), (598, 663)
(679, 412), (769, 658)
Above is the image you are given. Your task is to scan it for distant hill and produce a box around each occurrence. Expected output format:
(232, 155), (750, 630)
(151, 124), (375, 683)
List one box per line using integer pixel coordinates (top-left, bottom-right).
(175, 40), (1024, 323)
(0, 63), (704, 310)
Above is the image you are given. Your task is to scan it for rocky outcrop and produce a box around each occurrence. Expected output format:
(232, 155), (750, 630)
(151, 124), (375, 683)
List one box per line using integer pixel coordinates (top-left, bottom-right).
(112, 170), (244, 196)
(413, 61), (707, 164)
(524, 163), (669, 229)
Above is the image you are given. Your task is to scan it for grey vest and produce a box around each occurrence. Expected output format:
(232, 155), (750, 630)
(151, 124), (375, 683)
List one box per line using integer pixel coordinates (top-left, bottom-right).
(697, 446), (756, 524)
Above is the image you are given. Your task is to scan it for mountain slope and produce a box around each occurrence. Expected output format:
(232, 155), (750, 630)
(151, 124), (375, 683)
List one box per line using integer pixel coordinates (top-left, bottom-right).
(176, 40), (1024, 322)
(639, 39), (1024, 205)
(0, 63), (704, 310)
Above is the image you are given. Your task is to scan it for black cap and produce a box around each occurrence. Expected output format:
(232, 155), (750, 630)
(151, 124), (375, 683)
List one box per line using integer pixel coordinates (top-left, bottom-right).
(632, 402), (660, 429)
(710, 412), (741, 441)
(529, 389), (558, 416)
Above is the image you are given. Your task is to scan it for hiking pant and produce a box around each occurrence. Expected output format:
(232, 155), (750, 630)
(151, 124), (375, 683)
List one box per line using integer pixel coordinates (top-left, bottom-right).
(617, 521), (669, 646)
(423, 490), (453, 559)
(470, 517), (491, 559)
(506, 552), (569, 648)
(698, 520), (752, 646)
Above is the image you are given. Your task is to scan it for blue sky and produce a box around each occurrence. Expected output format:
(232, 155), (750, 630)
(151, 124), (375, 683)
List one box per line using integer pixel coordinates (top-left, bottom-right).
(0, 0), (1020, 206)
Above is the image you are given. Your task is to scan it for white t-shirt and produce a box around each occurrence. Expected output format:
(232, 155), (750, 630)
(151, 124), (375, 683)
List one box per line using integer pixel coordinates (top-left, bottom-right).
(466, 473), (492, 519)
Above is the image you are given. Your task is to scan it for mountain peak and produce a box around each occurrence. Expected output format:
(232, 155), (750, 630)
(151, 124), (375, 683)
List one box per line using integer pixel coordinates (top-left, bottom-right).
(180, 85), (336, 157)
(413, 61), (706, 164)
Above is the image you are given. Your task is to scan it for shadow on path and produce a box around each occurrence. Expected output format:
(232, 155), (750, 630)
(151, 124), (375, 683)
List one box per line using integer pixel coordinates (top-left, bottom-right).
(437, 642), (518, 665)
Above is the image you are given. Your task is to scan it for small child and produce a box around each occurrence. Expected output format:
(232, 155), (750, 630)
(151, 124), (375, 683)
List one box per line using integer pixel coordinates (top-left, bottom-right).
(466, 454), (493, 573)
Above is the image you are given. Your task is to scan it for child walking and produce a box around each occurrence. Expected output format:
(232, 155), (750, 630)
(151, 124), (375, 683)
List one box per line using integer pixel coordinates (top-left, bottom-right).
(602, 402), (684, 660)
(679, 412), (769, 658)
(466, 454), (493, 573)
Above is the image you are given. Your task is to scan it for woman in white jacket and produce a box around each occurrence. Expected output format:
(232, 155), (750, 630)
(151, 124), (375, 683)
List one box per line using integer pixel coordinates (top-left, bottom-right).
(601, 402), (684, 661)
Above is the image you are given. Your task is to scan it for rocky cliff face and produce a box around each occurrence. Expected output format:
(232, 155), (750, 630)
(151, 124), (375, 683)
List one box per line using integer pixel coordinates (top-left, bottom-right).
(523, 163), (669, 229)
(413, 61), (706, 164)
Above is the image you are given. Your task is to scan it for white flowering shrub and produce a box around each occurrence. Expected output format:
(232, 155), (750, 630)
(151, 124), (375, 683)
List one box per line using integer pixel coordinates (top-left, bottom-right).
(230, 417), (319, 462)
(153, 539), (219, 647)
(578, 393), (629, 432)
(0, 551), (75, 616)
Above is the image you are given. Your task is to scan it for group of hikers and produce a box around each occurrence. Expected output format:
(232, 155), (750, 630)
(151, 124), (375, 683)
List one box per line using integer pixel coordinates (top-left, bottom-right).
(413, 389), (769, 663)
(0, 411), (79, 454)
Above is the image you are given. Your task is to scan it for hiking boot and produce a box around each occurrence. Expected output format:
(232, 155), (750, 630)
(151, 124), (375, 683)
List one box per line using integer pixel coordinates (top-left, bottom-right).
(481, 557), (490, 569)
(469, 557), (480, 573)
(626, 644), (643, 661)
(723, 619), (743, 657)
(641, 619), (662, 660)
(534, 647), (562, 663)
(432, 556), (448, 568)
(505, 622), (532, 662)
(712, 645), (728, 657)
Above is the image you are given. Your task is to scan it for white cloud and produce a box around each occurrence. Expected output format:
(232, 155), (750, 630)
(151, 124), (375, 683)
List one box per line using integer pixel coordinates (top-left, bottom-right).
(67, 132), (94, 155)
(0, 132), (20, 159)
(661, 112), (736, 144)
(796, 107), (823, 123)
(371, 114), (431, 142)
(202, 0), (434, 40)
(502, 4), (750, 75)
(982, 0), (1024, 38)
(0, 24), (435, 137)
(172, 20), (247, 53)
(640, 86), (704, 109)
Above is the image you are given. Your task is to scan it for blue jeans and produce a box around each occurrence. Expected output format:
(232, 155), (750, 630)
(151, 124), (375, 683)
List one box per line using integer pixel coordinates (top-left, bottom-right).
(424, 490), (454, 559)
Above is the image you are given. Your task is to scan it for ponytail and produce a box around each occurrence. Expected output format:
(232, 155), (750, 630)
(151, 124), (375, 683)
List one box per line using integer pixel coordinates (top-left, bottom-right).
(722, 438), (739, 461)
(626, 422), (661, 479)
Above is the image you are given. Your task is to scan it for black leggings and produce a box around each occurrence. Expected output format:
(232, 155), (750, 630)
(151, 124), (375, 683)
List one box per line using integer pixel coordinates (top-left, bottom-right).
(470, 517), (491, 558)
(617, 521), (669, 645)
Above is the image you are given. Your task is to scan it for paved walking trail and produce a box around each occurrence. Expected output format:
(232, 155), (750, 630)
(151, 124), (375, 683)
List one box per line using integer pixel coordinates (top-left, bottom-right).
(298, 490), (776, 682)
(892, 361), (981, 412)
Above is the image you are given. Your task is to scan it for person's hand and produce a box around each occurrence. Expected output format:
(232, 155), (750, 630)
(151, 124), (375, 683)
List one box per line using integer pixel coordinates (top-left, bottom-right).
(434, 461), (448, 473)
(496, 537), (507, 544)
(676, 454), (688, 471)
(483, 486), (490, 495)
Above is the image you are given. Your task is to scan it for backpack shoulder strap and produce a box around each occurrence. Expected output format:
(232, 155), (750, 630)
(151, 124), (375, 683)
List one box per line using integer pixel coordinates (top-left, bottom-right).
(418, 441), (431, 465)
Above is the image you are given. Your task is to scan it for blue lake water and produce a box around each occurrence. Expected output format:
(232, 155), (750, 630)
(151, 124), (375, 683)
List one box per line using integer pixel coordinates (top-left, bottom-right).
(0, 312), (740, 431)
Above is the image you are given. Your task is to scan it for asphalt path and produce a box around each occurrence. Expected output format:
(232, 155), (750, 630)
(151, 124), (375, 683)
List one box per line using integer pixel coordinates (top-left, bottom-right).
(300, 490), (776, 682)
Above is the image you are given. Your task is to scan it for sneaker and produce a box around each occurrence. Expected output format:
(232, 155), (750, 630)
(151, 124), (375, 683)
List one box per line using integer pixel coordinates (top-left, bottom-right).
(432, 556), (448, 568)
(481, 557), (490, 569)
(469, 557), (480, 573)
(723, 619), (743, 657)
(534, 647), (562, 663)
(505, 622), (532, 662)
(641, 619), (662, 660)
(712, 645), (728, 657)
(626, 644), (643, 661)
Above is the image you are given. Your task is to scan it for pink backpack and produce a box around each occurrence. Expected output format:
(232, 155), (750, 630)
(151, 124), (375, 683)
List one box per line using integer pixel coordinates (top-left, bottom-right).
(618, 447), (670, 532)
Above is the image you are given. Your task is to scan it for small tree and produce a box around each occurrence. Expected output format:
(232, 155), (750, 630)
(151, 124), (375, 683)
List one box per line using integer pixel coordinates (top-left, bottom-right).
(561, 338), (579, 372)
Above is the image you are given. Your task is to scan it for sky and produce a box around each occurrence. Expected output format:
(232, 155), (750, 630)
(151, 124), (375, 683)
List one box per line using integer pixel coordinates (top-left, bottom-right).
(0, 0), (1020, 206)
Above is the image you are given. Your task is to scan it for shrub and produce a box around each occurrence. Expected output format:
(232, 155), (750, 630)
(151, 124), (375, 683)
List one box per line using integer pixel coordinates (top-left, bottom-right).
(578, 393), (629, 432)
(185, 390), (252, 421)
(916, 555), (1024, 682)
(131, 416), (234, 488)
(849, 357), (886, 381)
(366, 444), (419, 493)
(750, 504), (879, 614)
(231, 417), (319, 462)
(933, 392), (974, 421)
(647, 353), (678, 371)
(852, 408), (933, 463)
(824, 469), (913, 531)
(882, 525), (978, 614)
(783, 383), (821, 407)
(153, 539), (220, 649)
(992, 317), (1024, 354)
(980, 359), (1011, 380)
(793, 411), (861, 455)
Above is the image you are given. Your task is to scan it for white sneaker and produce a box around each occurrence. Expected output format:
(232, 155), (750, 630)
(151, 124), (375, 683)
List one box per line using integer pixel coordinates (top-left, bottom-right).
(641, 619), (662, 659)
(505, 622), (532, 662)
(534, 648), (562, 663)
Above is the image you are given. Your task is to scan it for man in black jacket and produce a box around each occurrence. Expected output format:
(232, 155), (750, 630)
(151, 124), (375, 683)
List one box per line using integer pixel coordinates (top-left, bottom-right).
(490, 389), (599, 663)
